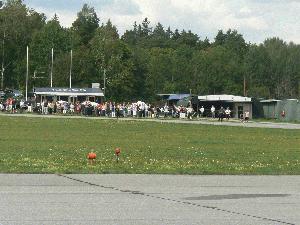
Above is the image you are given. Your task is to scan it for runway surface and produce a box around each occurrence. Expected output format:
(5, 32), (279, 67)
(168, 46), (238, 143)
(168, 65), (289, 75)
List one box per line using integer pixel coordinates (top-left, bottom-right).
(1, 112), (300, 129)
(0, 174), (299, 225)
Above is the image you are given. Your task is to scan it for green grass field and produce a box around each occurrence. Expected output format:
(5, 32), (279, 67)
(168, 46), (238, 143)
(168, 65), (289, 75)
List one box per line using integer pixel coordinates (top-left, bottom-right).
(0, 116), (299, 174)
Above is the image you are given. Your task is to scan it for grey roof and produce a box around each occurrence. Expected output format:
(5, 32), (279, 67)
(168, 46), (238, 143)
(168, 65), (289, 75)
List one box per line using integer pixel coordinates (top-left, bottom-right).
(260, 99), (281, 103)
(168, 94), (190, 100)
(198, 95), (251, 102)
(34, 87), (104, 97)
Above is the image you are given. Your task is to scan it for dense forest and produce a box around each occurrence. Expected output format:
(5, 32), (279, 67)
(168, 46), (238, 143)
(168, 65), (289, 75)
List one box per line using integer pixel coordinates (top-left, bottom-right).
(0, 0), (300, 101)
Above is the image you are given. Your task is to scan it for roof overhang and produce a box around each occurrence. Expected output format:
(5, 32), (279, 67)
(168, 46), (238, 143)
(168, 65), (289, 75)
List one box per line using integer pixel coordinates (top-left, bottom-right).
(198, 95), (251, 102)
(34, 87), (104, 97)
(260, 99), (281, 103)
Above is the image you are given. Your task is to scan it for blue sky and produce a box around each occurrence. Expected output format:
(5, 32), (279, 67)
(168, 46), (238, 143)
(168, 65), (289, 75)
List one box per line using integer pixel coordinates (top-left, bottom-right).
(23, 0), (300, 44)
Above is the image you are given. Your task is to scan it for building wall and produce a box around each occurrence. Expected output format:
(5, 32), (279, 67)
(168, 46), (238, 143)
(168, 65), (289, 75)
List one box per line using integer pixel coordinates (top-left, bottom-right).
(261, 100), (300, 121)
(233, 103), (252, 119)
(262, 103), (279, 119)
(278, 99), (300, 122)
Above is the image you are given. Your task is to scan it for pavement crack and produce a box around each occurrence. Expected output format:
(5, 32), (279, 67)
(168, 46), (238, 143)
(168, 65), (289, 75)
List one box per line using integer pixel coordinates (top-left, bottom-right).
(57, 174), (295, 225)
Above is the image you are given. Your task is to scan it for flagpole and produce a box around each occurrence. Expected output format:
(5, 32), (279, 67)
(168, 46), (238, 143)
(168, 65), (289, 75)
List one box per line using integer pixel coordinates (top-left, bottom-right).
(50, 48), (53, 87)
(26, 46), (29, 100)
(1, 31), (5, 89)
(69, 49), (72, 88)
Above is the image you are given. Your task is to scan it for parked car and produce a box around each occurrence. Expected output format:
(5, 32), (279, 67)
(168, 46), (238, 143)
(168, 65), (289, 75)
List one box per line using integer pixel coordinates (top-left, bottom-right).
(12, 89), (22, 97)
(3, 89), (23, 100)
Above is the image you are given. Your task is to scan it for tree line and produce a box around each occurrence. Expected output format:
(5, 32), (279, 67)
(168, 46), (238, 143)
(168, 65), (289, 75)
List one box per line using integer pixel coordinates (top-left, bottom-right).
(1, 0), (300, 101)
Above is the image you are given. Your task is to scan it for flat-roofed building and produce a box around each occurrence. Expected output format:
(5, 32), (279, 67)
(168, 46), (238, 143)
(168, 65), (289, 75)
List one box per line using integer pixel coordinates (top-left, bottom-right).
(194, 94), (252, 118)
(34, 87), (104, 103)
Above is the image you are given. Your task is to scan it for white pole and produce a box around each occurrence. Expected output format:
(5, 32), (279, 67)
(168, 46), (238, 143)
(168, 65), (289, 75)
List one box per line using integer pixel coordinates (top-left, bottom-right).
(51, 48), (53, 87)
(103, 68), (106, 96)
(1, 31), (5, 90)
(69, 49), (72, 88)
(26, 46), (29, 100)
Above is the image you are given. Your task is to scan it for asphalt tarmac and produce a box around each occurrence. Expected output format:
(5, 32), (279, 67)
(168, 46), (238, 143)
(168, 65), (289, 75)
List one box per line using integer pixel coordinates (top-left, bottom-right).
(0, 174), (299, 225)
(1, 112), (300, 129)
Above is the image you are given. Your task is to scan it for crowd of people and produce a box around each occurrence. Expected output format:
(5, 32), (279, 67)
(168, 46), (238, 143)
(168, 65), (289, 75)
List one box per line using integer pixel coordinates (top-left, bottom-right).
(37, 100), (193, 119)
(0, 98), (250, 121)
(0, 97), (20, 113)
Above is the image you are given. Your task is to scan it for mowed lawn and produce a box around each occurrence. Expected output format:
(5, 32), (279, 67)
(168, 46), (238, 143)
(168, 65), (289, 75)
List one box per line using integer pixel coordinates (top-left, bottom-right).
(0, 116), (299, 174)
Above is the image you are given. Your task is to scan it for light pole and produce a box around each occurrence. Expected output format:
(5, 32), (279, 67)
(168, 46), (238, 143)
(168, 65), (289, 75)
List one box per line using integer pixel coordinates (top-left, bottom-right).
(1, 31), (4, 90)
(103, 68), (106, 96)
(26, 46), (28, 100)
(0, 1), (5, 89)
(50, 48), (53, 87)
(69, 49), (72, 88)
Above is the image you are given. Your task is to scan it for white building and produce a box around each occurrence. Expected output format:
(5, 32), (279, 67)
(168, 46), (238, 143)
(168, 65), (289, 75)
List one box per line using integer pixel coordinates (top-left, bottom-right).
(34, 87), (104, 104)
(196, 94), (252, 118)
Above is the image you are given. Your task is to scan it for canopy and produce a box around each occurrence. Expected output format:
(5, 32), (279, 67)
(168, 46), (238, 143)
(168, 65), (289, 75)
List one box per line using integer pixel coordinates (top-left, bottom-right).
(198, 94), (251, 102)
(34, 87), (104, 97)
(168, 94), (190, 101)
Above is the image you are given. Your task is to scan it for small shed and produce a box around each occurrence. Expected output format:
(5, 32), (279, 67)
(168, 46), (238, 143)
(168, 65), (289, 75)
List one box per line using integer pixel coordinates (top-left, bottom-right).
(260, 99), (300, 121)
(34, 87), (104, 103)
(260, 99), (281, 119)
(195, 94), (252, 118)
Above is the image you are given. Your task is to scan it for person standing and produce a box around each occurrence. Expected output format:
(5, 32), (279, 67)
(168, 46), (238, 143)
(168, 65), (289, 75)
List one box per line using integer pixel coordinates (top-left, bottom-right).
(27, 101), (32, 113)
(225, 107), (231, 120)
(57, 102), (61, 114)
(244, 110), (250, 122)
(132, 102), (137, 117)
(145, 103), (149, 118)
(70, 102), (75, 114)
(43, 99), (48, 115)
(155, 105), (160, 118)
(48, 101), (53, 114)
(218, 106), (225, 122)
(211, 105), (215, 118)
(102, 102), (107, 117)
(200, 106), (205, 117)
(187, 106), (193, 120)
(12, 98), (16, 113)
(164, 103), (169, 118)
(116, 104), (120, 118)
(140, 101), (145, 117)
(63, 102), (68, 114)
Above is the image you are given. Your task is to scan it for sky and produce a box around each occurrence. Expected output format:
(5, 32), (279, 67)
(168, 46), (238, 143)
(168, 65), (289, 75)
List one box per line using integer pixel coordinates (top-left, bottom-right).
(22, 0), (300, 44)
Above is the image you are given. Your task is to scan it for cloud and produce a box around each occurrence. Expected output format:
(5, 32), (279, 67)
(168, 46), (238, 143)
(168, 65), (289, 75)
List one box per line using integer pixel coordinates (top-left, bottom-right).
(33, 7), (77, 28)
(101, 0), (141, 16)
(23, 0), (300, 44)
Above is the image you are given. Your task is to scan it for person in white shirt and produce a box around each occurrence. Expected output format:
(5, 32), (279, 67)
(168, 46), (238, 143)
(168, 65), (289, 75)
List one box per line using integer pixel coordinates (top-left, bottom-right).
(244, 111), (250, 122)
(163, 104), (169, 118)
(211, 105), (215, 118)
(27, 101), (32, 113)
(43, 100), (48, 115)
(225, 107), (231, 120)
(187, 107), (193, 120)
(140, 102), (145, 117)
(132, 103), (137, 117)
(145, 103), (149, 118)
(200, 106), (204, 117)
(70, 103), (75, 114)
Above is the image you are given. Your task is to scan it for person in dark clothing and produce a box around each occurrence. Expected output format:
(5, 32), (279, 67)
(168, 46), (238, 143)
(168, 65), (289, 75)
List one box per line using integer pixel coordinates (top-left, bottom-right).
(218, 106), (225, 122)
(156, 106), (160, 118)
(116, 104), (121, 118)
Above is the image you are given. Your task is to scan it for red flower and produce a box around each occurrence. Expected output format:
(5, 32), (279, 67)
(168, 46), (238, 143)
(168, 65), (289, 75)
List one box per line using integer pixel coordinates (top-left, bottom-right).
(87, 152), (96, 159)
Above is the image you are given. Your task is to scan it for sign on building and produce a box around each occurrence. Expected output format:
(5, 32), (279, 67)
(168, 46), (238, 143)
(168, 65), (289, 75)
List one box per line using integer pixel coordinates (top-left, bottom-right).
(92, 83), (100, 89)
